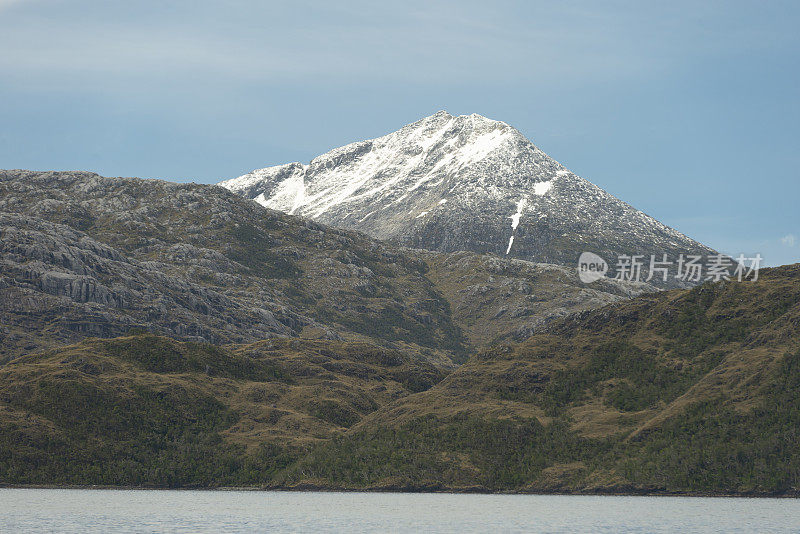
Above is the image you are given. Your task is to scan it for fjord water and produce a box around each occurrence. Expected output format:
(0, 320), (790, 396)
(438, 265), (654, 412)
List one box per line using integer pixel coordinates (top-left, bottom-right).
(1, 490), (798, 533)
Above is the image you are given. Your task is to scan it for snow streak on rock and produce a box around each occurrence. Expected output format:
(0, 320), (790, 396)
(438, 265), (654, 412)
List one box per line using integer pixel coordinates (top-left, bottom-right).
(506, 197), (527, 255)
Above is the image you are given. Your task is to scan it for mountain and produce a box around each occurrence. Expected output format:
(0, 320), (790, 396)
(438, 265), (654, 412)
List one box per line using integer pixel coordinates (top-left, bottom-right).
(0, 170), (648, 364)
(221, 111), (716, 269)
(1, 169), (797, 495)
(0, 168), (659, 488)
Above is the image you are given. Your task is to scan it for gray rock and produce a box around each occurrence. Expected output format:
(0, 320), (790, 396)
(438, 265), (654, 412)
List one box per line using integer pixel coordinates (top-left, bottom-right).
(0, 170), (467, 364)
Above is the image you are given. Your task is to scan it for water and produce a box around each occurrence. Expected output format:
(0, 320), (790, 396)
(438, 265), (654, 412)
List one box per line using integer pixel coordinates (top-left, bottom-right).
(0, 489), (798, 533)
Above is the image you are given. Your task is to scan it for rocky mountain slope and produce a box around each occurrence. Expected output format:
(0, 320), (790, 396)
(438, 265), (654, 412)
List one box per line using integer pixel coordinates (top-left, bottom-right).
(418, 250), (654, 345)
(0, 170), (464, 365)
(221, 111), (716, 270)
(0, 170), (647, 364)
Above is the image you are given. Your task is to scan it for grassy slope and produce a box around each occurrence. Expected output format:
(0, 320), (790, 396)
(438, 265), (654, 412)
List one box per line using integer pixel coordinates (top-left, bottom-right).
(1, 265), (797, 493)
(0, 334), (444, 486)
(277, 264), (800, 494)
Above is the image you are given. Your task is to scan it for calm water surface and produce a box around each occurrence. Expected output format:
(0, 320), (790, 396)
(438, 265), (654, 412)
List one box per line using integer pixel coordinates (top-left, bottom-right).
(0, 489), (798, 533)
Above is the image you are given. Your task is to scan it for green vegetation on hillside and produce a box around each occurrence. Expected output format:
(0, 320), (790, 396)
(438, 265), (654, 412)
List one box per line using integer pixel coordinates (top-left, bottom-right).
(0, 334), (444, 487)
(620, 349), (800, 493)
(0, 261), (798, 494)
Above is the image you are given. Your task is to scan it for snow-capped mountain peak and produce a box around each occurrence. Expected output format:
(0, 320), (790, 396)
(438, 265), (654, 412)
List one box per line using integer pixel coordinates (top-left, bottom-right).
(220, 111), (544, 219)
(220, 111), (714, 270)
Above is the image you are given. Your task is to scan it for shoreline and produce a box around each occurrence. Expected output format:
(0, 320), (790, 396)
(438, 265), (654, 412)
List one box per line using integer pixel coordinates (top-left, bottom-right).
(0, 483), (797, 498)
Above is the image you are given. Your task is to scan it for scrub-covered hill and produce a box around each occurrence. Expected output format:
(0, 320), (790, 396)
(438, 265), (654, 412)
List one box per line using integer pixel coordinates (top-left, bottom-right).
(1, 266), (796, 494)
(277, 264), (800, 495)
(0, 334), (444, 486)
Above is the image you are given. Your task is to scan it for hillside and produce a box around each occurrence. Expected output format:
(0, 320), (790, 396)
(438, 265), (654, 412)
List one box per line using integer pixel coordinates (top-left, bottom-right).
(0, 334), (444, 486)
(1, 261), (797, 494)
(0, 170), (465, 365)
(280, 264), (800, 494)
(419, 250), (654, 346)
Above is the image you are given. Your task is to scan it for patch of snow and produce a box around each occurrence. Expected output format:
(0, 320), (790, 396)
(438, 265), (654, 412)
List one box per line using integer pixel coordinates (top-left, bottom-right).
(533, 181), (552, 196)
(416, 211), (429, 218)
(509, 198), (527, 230)
(505, 197), (528, 255)
(505, 235), (514, 255)
(359, 210), (377, 222)
(458, 128), (508, 166)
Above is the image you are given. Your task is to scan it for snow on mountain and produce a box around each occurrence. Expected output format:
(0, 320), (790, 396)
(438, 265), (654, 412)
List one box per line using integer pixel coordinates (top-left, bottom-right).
(220, 111), (715, 270)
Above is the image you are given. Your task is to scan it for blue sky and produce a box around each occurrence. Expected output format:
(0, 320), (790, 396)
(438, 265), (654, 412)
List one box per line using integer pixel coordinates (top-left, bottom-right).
(1, 0), (798, 265)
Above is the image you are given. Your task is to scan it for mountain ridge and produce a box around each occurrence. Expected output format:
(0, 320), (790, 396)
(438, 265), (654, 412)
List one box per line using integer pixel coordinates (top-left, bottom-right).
(0, 169), (650, 364)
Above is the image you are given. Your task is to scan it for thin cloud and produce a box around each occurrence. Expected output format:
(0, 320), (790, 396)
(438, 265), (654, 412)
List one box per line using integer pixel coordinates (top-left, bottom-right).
(781, 234), (796, 247)
(4, 1), (793, 91)
(0, 0), (24, 10)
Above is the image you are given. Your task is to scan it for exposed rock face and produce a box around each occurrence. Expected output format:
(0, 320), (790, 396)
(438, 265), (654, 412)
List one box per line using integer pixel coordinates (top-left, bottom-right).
(1, 212), (296, 346)
(419, 250), (656, 345)
(0, 170), (464, 364)
(221, 111), (716, 271)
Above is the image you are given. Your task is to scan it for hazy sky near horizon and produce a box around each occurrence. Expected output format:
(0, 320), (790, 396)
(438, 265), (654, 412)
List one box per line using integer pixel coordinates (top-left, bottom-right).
(1, 1), (798, 265)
